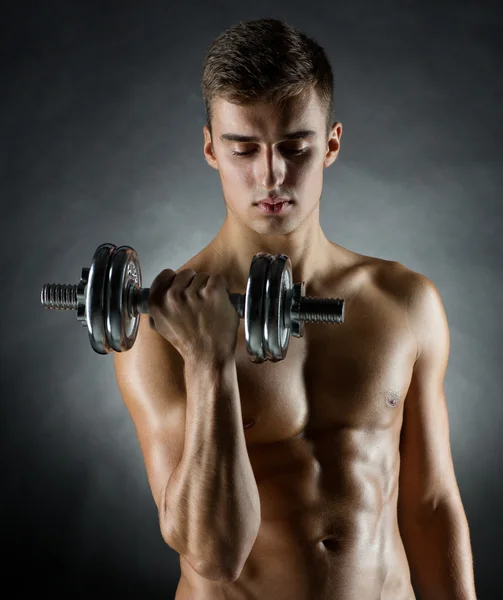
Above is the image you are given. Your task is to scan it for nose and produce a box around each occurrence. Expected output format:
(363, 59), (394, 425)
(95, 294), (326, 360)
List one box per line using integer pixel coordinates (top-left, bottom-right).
(255, 146), (286, 191)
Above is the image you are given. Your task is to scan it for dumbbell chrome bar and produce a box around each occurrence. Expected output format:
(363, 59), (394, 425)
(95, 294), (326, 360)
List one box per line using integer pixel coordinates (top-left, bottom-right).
(41, 243), (345, 363)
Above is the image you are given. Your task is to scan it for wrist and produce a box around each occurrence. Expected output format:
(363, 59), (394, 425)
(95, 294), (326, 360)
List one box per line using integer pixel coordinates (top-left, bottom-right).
(183, 350), (236, 372)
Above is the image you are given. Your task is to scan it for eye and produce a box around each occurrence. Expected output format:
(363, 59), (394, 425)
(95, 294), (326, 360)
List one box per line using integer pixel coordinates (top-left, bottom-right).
(231, 150), (257, 157)
(231, 148), (308, 157)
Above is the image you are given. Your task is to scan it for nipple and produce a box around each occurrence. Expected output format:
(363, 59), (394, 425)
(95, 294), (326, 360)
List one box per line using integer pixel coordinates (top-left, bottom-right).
(386, 392), (401, 408)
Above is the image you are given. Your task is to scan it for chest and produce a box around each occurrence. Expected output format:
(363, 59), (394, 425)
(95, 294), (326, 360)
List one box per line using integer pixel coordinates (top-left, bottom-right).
(235, 282), (417, 444)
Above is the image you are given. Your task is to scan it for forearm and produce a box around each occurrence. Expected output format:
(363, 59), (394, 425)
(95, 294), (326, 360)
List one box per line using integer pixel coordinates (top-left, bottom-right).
(161, 355), (261, 581)
(399, 496), (477, 600)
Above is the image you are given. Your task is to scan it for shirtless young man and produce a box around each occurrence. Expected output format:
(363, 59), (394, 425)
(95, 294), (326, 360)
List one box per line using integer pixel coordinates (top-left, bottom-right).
(113, 19), (477, 600)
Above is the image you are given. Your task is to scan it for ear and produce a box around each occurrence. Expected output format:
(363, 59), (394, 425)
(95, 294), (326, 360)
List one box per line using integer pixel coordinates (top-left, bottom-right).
(324, 121), (343, 168)
(203, 125), (219, 170)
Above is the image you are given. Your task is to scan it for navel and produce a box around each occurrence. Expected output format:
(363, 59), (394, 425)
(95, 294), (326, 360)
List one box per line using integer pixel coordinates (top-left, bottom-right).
(319, 537), (344, 552)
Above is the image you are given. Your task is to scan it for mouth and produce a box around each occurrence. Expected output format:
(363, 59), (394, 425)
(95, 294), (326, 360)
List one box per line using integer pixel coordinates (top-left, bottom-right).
(256, 200), (293, 214)
(256, 197), (291, 205)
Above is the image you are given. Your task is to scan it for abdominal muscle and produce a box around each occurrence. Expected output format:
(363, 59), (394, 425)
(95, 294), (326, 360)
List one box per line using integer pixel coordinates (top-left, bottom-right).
(167, 243), (418, 599)
(173, 433), (416, 600)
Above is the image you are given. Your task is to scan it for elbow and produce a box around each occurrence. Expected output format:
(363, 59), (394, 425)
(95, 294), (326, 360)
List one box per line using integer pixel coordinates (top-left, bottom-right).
(415, 493), (464, 524)
(170, 547), (244, 583)
(199, 522), (260, 583)
(192, 557), (244, 583)
(159, 515), (247, 584)
(185, 541), (252, 583)
(159, 507), (180, 551)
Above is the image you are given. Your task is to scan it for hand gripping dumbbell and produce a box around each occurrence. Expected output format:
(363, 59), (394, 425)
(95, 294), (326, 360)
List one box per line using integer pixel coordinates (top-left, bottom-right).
(40, 243), (345, 363)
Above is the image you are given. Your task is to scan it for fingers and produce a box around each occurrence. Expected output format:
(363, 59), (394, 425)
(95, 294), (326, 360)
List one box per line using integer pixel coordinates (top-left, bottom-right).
(187, 272), (212, 298)
(148, 269), (215, 320)
(148, 268), (177, 314)
(167, 271), (212, 300)
(148, 269), (175, 329)
(203, 272), (229, 293)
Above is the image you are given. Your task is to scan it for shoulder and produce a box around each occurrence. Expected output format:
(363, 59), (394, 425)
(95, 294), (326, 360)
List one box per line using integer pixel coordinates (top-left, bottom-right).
(375, 258), (434, 302)
(336, 245), (446, 358)
(338, 248), (423, 301)
(350, 244), (439, 306)
(383, 260), (444, 320)
(375, 259), (449, 361)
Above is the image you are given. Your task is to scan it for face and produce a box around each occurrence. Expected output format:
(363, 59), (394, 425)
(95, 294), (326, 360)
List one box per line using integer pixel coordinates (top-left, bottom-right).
(203, 86), (342, 236)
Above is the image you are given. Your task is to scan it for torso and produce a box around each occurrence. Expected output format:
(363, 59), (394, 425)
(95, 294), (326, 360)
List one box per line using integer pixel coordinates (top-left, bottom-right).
(174, 242), (418, 600)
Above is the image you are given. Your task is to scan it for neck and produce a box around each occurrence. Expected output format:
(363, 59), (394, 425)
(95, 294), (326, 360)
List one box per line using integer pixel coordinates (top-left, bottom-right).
(208, 204), (335, 291)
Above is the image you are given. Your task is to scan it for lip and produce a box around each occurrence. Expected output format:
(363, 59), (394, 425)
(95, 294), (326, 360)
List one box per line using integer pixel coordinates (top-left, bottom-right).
(256, 198), (291, 205)
(256, 200), (292, 214)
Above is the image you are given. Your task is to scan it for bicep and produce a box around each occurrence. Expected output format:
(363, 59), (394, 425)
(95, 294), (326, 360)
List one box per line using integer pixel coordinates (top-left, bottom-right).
(113, 314), (187, 511)
(398, 273), (460, 518)
(398, 357), (455, 514)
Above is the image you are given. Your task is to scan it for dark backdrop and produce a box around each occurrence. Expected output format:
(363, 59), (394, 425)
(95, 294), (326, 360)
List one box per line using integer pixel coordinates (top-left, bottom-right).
(1, 0), (501, 597)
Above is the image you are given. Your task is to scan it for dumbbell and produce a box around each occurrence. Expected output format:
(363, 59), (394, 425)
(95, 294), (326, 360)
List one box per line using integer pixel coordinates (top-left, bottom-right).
(40, 243), (345, 363)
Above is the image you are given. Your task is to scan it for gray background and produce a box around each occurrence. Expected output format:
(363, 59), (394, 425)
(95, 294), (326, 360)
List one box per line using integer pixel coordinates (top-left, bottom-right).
(2, 0), (501, 597)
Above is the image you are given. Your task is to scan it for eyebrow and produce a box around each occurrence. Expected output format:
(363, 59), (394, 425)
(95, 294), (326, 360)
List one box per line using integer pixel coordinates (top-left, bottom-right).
(219, 130), (317, 143)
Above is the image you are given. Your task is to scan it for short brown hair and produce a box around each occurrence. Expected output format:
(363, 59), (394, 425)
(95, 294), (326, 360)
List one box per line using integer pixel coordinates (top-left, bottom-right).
(201, 18), (334, 139)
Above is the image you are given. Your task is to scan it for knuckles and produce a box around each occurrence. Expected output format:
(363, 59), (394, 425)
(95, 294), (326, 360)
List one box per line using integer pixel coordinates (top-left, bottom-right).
(149, 268), (228, 314)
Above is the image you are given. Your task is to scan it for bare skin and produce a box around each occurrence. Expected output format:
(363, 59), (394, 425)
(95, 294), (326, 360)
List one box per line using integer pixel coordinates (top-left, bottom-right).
(166, 241), (417, 600)
(113, 86), (470, 598)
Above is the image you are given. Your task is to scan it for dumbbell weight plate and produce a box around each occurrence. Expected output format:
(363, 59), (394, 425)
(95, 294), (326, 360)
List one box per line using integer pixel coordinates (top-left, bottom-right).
(245, 253), (273, 363)
(86, 243), (117, 355)
(105, 245), (142, 352)
(263, 254), (292, 362)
